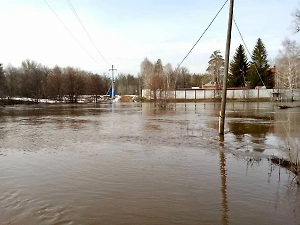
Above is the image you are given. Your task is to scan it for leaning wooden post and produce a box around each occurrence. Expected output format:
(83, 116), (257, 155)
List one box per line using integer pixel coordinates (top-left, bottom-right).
(219, 0), (234, 135)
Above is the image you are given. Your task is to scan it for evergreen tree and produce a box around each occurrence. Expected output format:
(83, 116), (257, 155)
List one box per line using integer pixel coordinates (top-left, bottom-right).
(206, 50), (224, 87)
(247, 38), (273, 88)
(154, 59), (164, 76)
(228, 44), (249, 87)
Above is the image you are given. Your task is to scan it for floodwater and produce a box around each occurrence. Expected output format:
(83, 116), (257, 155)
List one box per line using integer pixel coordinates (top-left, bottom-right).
(0, 102), (299, 225)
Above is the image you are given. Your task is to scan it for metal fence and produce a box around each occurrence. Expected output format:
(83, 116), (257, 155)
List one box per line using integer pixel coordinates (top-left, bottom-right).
(142, 89), (300, 101)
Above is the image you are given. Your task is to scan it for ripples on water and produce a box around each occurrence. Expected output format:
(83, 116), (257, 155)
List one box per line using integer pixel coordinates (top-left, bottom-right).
(0, 102), (299, 225)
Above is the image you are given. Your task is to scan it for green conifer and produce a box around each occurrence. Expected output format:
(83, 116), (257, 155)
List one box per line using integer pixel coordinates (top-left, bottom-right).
(228, 44), (249, 87)
(248, 38), (273, 88)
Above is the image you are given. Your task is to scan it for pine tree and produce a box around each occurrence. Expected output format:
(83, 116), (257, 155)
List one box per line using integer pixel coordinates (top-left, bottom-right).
(206, 50), (224, 87)
(154, 59), (163, 76)
(228, 44), (249, 87)
(247, 38), (273, 88)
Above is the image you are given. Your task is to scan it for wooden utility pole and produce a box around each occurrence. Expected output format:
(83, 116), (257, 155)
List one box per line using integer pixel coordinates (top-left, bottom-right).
(109, 65), (117, 98)
(219, 0), (234, 135)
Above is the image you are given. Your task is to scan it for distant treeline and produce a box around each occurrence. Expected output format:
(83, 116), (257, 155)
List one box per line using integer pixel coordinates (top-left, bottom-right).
(0, 60), (142, 103)
(0, 59), (210, 103)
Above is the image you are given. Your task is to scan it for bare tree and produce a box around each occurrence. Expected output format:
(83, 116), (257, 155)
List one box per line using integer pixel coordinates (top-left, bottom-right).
(30, 66), (46, 102)
(63, 67), (77, 103)
(173, 65), (181, 89)
(19, 60), (36, 97)
(46, 66), (64, 101)
(181, 67), (190, 88)
(20, 59), (45, 102)
(87, 73), (104, 102)
(151, 59), (164, 101)
(140, 58), (166, 101)
(292, 7), (300, 33)
(140, 58), (154, 90)
(275, 38), (300, 89)
(5, 65), (20, 99)
(164, 63), (173, 90)
(174, 66), (190, 88)
(0, 63), (7, 99)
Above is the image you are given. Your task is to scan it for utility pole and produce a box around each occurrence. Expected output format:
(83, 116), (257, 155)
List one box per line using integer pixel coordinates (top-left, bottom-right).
(219, 0), (234, 135)
(109, 65), (117, 98)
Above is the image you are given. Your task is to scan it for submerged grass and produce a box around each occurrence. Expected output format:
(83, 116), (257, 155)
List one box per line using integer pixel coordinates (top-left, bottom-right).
(271, 155), (300, 185)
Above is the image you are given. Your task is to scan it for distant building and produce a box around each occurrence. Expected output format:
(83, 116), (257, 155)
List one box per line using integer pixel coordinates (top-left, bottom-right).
(202, 81), (220, 90)
(201, 66), (277, 90)
(268, 66), (277, 88)
(255, 86), (266, 89)
(268, 66), (276, 74)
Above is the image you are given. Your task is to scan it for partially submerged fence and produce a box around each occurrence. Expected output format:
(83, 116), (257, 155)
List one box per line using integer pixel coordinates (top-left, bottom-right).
(142, 89), (300, 101)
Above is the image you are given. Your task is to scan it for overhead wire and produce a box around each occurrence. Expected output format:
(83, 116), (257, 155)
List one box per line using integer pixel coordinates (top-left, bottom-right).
(233, 16), (294, 153)
(66, 0), (110, 65)
(43, 0), (103, 68)
(177, 0), (229, 69)
(233, 16), (266, 87)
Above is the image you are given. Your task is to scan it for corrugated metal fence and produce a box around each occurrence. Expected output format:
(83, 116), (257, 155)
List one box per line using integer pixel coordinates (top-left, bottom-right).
(142, 89), (300, 101)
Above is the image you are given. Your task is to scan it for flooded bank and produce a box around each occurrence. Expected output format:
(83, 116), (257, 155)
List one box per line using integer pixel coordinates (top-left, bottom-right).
(0, 102), (299, 225)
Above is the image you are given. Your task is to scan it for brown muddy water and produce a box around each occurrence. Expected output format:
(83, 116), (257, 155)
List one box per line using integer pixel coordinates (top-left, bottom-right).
(0, 102), (300, 225)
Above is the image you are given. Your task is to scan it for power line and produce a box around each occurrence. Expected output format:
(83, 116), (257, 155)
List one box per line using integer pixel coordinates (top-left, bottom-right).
(43, 0), (102, 67)
(66, 0), (110, 65)
(233, 16), (266, 87)
(177, 0), (229, 68)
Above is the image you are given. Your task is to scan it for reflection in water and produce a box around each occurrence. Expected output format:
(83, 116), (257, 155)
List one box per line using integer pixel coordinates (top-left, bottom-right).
(220, 152), (229, 225)
(205, 102), (300, 157)
(219, 135), (229, 225)
(225, 102), (274, 153)
(226, 101), (274, 121)
(227, 121), (272, 153)
(0, 127), (6, 140)
(274, 108), (300, 162)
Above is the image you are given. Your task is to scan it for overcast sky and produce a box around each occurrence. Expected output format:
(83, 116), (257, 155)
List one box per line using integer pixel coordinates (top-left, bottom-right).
(0, 0), (299, 76)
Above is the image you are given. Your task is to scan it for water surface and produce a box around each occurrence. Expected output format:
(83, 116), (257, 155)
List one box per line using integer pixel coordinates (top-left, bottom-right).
(0, 102), (299, 225)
